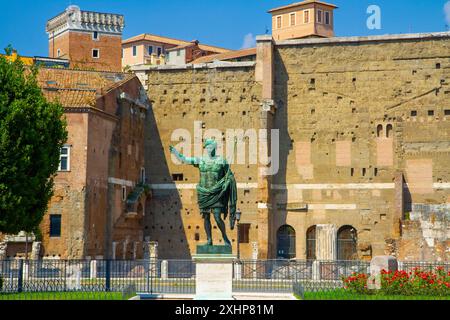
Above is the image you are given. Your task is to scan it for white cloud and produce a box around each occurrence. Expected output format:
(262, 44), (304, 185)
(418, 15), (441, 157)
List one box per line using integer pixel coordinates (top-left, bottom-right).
(445, 1), (450, 25)
(241, 33), (256, 49)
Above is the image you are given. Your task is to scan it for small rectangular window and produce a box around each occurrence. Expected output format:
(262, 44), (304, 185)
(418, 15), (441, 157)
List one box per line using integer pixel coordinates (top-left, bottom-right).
(157, 47), (162, 56)
(50, 215), (62, 238)
(411, 110), (417, 117)
(93, 31), (99, 40)
(445, 110), (450, 116)
(239, 224), (250, 244)
(177, 50), (181, 57)
(290, 13), (296, 26)
(304, 10), (310, 23)
(325, 11), (331, 25)
(276, 16), (282, 29)
(172, 173), (184, 181)
(132, 46), (137, 57)
(317, 10), (323, 23)
(58, 146), (70, 171)
(122, 186), (127, 201)
(148, 45), (153, 55)
(92, 49), (99, 59)
(428, 110), (434, 116)
(57, 49), (61, 58)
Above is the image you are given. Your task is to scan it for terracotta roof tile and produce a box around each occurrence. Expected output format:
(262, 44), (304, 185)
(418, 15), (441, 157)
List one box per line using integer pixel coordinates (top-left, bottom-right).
(122, 33), (230, 53)
(191, 48), (257, 64)
(37, 68), (135, 107)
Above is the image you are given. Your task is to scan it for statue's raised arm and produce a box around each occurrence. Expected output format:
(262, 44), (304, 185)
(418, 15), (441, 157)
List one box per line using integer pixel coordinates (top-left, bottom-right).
(169, 145), (200, 166)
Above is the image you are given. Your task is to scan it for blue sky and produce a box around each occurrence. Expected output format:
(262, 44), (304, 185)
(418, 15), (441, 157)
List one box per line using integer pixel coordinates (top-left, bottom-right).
(1, 0), (449, 56)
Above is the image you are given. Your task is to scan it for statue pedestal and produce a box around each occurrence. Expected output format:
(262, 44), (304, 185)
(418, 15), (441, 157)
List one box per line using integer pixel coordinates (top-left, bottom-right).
(193, 245), (235, 300)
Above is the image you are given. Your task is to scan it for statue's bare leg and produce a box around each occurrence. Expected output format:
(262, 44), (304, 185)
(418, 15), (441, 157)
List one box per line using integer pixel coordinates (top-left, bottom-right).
(202, 211), (213, 246)
(213, 208), (231, 246)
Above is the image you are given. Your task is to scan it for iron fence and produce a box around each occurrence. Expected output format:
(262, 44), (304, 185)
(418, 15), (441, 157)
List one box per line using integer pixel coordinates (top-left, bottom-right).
(1, 258), (449, 300)
(0, 259), (196, 300)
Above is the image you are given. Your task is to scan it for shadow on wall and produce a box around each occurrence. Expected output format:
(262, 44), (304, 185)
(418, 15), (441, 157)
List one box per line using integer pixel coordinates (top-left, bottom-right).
(271, 48), (292, 259)
(144, 102), (190, 260)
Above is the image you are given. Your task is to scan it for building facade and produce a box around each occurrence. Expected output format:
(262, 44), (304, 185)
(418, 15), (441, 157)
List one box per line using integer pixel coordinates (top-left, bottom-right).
(46, 5), (125, 72)
(135, 30), (450, 261)
(122, 34), (229, 69)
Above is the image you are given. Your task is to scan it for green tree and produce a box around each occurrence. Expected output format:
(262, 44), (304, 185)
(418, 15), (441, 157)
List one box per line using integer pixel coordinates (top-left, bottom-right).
(0, 49), (68, 234)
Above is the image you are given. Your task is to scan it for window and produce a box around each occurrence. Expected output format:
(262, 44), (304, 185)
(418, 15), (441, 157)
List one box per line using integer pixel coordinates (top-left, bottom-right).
(276, 225), (296, 259)
(238, 224), (250, 244)
(122, 186), (127, 201)
(140, 168), (146, 183)
(148, 45), (153, 55)
(93, 31), (99, 40)
(411, 110), (417, 117)
(92, 49), (99, 59)
(445, 110), (450, 116)
(172, 173), (184, 181)
(57, 49), (61, 58)
(58, 146), (70, 171)
(386, 124), (393, 138)
(276, 16), (282, 29)
(132, 46), (137, 57)
(306, 226), (316, 260)
(317, 10), (323, 23)
(195, 233), (200, 241)
(157, 47), (162, 56)
(376, 125), (383, 137)
(337, 226), (358, 260)
(428, 110), (434, 116)
(325, 11), (331, 25)
(50, 215), (62, 238)
(290, 13), (296, 26)
(304, 10), (310, 23)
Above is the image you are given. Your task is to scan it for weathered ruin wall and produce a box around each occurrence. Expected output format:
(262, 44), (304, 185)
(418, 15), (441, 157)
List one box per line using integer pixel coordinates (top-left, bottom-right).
(272, 35), (450, 259)
(397, 204), (450, 261)
(144, 65), (263, 259)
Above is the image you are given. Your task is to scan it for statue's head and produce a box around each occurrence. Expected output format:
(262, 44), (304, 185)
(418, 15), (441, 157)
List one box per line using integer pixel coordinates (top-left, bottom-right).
(203, 139), (217, 156)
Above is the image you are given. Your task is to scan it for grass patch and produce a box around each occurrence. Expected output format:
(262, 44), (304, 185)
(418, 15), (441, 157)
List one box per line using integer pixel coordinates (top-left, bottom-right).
(295, 289), (450, 300)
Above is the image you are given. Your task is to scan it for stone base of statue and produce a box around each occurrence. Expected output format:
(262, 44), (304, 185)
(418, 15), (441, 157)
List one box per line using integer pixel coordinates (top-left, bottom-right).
(193, 245), (236, 300)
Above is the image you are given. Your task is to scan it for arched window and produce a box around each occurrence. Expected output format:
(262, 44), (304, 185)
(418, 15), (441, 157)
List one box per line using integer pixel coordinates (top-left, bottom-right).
(376, 125), (383, 138)
(276, 225), (296, 259)
(386, 124), (393, 138)
(337, 226), (358, 260)
(306, 226), (316, 260)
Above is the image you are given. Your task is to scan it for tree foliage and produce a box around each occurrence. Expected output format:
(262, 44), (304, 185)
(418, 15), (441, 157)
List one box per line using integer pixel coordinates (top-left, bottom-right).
(0, 50), (67, 234)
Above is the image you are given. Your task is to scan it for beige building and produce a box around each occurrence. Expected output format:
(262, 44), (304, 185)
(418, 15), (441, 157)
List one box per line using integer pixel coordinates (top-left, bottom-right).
(269, 0), (336, 40)
(122, 34), (229, 69)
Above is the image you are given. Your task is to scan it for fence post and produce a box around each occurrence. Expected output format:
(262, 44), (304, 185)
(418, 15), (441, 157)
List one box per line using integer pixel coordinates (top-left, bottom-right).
(161, 260), (168, 280)
(17, 259), (24, 293)
(312, 260), (321, 281)
(105, 260), (111, 292)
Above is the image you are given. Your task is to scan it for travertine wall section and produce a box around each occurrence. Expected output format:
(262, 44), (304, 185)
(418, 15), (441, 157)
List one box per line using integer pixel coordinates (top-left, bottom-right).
(397, 204), (450, 261)
(144, 65), (262, 259)
(272, 35), (450, 260)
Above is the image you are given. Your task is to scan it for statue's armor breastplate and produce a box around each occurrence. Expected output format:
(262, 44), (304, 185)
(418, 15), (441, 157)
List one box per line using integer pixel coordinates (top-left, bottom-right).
(199, 157), (225, 189)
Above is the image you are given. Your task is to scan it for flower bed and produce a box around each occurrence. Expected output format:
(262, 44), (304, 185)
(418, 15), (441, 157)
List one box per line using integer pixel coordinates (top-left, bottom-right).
(343, 267), (450, 296)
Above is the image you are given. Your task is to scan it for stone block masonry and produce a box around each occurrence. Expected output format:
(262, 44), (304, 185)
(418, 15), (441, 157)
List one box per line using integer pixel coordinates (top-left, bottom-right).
(139, 32), (450, 261)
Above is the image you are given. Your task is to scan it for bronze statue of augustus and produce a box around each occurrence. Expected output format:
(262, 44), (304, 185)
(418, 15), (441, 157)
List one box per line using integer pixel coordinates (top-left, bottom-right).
(170, 139), (237, 247)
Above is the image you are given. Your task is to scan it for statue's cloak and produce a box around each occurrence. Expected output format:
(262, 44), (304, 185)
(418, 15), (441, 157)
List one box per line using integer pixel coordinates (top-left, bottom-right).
(196, 168), (237, 222)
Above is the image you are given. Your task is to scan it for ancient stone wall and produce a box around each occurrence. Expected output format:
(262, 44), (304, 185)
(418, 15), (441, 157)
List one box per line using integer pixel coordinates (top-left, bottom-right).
(272, 34), (450, 260)
(144, 65), (262, 259)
